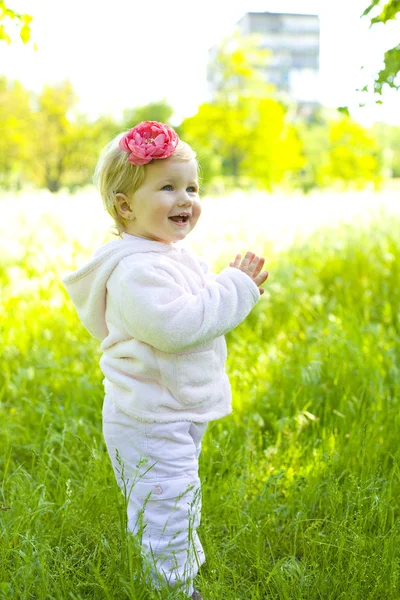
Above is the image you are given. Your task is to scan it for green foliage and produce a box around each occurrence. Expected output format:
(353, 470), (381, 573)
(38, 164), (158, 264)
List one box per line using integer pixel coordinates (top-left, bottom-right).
(0, 76), (34, 189)
(319, 115), (383, 189)
(174, 116), (223, 193)
(361, 0), (400, 95)
(374, 43), (400, 92)
(0, 0), (32, 45)
(29, 82), (120, 193)
(0, 45), (389, 199)
(240, 98), (305, 191)
(208, 28), (275, 103)
(180, 101), (246, 192)
(181, 31), (304, 194)
(0, 202), (399, 598)
(363, 0), (400, 23)
(373, 122), (400, 177)
(121, 100), (174, 131)
(29, 81), (79, 192)
(60, 115), (121, 192)
(292, 113), (330, 193)
(291, 110), (384, 192)
(0, 77), (122, 193)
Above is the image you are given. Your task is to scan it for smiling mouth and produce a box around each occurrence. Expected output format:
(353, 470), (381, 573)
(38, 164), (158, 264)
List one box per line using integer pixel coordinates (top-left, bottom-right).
(168, 216), (189, 223)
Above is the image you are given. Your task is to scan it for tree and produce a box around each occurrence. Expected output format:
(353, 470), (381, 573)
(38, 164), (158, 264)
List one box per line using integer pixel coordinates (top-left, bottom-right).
(207, 28), (275, 104)
(0, 76), (34, 189)
(121, 100), (174, 130)
(58, 114), (121, 191)
(179, 102), (241, 192)
(373, 122), (400, 177)
(0, 76), (121, 192)
(0, 1), (32, 44)
(27, 80), (121, 192)
(28, 81), (78, 192)
(318, 115), (383, 189)
(239, 97), (305, 191)
(293, 110), (331, 193)
(360, 0), (400, 97)
(294, 108), (384, 192)
(180, 29), (304, 193)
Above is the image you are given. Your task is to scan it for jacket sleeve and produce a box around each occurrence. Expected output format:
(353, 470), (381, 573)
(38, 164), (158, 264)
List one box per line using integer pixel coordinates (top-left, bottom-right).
(197, 258), (217, 281)
(118, 260), (260, 353)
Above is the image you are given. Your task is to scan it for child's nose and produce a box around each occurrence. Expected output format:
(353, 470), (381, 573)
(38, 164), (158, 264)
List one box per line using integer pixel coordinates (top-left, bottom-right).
(179, 190), (193, 202)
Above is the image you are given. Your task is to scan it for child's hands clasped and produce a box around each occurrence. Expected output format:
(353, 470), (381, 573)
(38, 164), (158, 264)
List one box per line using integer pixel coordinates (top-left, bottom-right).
(229, 251), (269, 295)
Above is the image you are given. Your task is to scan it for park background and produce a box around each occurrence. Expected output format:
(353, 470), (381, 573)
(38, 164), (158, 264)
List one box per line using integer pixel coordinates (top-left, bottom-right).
(1, 1), (400, 599)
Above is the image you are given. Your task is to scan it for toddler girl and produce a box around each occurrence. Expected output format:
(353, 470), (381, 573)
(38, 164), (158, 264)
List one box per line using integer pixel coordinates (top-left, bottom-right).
(62, 121), (269, 599)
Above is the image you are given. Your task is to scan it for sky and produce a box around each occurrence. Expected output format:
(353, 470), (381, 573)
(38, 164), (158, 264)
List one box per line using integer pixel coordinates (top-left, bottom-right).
(1, 0), (400, 127)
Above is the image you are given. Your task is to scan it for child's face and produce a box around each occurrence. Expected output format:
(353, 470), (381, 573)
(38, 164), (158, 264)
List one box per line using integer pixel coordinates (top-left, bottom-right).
(117, 158), (201, 245)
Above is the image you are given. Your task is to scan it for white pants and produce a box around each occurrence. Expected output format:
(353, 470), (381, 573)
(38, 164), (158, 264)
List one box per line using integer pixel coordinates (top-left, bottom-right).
(102, 395), (208, 598)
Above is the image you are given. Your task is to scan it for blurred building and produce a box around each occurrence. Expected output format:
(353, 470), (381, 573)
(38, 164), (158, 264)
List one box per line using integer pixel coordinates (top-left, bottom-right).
(207, 11), (321, 119)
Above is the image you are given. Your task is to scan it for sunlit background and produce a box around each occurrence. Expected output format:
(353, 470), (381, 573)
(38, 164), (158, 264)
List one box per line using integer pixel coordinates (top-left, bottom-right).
(2, 0), (400, 125)
(1, 0), (400, 263)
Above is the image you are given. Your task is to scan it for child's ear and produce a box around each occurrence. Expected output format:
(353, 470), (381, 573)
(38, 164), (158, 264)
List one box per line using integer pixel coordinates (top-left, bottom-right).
(115, 193), (133, 219)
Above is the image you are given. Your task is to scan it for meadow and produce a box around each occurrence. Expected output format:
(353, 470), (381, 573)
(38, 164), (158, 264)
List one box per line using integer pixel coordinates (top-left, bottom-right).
(1, 187), (399, 599)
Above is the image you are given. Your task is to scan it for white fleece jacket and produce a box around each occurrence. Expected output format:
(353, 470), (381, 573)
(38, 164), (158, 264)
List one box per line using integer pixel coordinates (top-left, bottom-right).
(61, 233), (261, 423)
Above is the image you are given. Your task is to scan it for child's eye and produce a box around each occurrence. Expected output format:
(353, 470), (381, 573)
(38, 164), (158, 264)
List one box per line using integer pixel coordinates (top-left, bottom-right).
(161, 185), (197, 192)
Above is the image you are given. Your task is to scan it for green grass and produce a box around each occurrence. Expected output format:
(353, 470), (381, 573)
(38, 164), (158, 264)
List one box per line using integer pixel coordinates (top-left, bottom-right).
(1, 209), (399, 599)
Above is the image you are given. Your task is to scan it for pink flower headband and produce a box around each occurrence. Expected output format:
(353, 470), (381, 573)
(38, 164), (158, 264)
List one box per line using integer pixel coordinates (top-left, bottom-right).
(119, 121), (179, 166)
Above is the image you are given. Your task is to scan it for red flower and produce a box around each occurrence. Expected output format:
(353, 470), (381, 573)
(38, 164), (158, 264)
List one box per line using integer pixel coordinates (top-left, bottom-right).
(119, 121), (179, 166)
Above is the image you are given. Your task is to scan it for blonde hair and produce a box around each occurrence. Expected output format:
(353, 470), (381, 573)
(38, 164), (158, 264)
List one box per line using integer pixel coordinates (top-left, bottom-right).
(94, 131), (198, 238)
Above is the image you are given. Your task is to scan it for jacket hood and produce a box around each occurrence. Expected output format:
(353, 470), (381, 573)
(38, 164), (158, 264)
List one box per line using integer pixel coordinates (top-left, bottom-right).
(61, 233), (184, 341)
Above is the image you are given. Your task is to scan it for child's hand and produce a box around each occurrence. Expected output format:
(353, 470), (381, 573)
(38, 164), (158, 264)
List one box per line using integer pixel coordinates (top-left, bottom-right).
(229, 251), (269, 295)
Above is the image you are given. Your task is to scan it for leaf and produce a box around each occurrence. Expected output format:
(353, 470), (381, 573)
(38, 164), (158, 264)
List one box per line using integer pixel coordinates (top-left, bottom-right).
(371, 0), (400, 24)
(20, 23), (30, 44)
(0, 23), (11, 44)
(0, 2), (33, 46)
(374, 43), (400, 93)
(360, 0), (381, 18)
(337, 106), (350, 117)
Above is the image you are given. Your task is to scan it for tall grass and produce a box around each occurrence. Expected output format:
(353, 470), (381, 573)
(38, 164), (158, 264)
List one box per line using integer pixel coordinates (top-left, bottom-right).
(0, 204), (399, 599)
